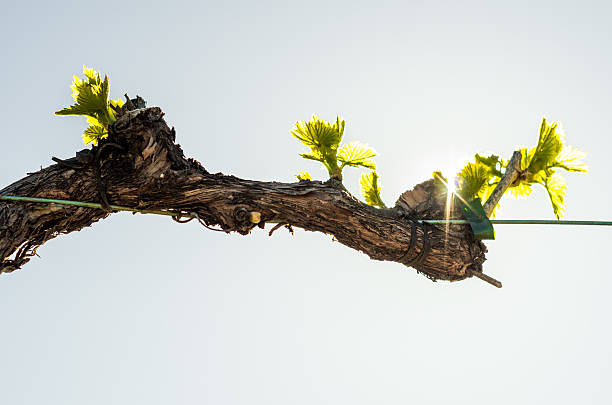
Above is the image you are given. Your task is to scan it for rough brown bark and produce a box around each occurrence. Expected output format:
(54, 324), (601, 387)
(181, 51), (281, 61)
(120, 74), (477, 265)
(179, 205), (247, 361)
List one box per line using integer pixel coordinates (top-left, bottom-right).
(0, 107), (489, 283)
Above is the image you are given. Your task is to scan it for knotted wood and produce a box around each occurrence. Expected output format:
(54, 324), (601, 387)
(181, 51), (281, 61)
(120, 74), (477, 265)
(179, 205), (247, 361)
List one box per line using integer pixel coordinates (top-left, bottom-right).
(0, 107), (488, 283)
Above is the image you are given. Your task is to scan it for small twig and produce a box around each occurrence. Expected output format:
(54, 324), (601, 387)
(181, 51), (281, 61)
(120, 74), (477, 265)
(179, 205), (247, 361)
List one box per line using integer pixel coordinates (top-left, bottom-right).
(124, 93), (136, 110)
(268, 222), (287, 236)
(483, 150), (523, 217)
(27, 166), (43, 175)
(170, 211), (226, 232)
(191, 212), (226, 232)
(171, 214), (194, 223)
(470, 270), (502, 288)
(51, 156), (87, 169)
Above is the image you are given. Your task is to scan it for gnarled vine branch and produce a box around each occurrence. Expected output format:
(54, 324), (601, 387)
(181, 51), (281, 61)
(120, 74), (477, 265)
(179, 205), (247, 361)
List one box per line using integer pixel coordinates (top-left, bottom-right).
(0, 108), (489, 284)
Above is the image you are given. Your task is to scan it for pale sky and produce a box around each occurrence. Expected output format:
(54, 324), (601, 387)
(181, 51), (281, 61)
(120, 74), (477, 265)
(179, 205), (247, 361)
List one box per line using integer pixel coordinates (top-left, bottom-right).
(1, 1), (611, 404)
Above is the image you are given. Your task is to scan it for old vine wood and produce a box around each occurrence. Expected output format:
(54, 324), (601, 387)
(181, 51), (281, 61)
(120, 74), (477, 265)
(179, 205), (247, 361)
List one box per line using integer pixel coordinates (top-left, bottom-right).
(0, 107), (495, 284)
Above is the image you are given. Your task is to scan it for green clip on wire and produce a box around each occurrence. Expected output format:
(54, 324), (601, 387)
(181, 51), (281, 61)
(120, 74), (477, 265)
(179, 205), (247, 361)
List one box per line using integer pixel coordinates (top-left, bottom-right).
(456, 198), (495, 240)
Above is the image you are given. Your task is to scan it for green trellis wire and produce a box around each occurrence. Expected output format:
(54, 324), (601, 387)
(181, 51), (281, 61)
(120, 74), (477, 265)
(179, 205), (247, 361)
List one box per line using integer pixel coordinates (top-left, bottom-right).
(427, 219), (612, 226)
(0, 195), (179, 217)
(1, 194), (611, 226)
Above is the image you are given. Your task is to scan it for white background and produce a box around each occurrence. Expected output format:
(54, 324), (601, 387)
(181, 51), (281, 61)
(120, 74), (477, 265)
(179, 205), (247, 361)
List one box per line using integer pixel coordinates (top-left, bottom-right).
(1, 1), (611, 403)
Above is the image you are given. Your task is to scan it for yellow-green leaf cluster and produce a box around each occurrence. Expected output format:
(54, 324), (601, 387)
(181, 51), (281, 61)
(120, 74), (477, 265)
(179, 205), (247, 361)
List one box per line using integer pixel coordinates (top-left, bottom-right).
(509, 117), (587, 218)
(296, 172), (312, 181)
(292, 115), (384, 207)
(292, 115), (377, 180)
(456, 154), (502, 202)
(292, 115), (345, 179)
(360, 172), (386, 208)
(55, 65), (122, 145)
(451, 117), (587, 219)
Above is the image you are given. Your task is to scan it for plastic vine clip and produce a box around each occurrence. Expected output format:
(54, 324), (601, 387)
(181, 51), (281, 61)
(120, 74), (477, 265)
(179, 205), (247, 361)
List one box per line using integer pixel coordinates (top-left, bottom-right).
(456, 197), (495, 240)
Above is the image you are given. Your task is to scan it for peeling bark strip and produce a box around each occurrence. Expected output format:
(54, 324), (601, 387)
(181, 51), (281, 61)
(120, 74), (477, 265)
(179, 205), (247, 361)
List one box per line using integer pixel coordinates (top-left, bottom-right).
(0, 108), (489, 283)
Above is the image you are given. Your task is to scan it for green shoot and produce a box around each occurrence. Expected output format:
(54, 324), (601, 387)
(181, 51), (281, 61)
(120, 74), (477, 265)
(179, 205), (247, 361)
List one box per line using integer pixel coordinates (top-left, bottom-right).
(292, 115), (378, 180)
(510, 117), (587, 218)
(452, 117), (587, 219)
(360, 172), (386, 208)
(292, 115), (383, 207)
(296, 172), (312, 181)
(291, 115), (345, 179)
(55, 66), (124, 145)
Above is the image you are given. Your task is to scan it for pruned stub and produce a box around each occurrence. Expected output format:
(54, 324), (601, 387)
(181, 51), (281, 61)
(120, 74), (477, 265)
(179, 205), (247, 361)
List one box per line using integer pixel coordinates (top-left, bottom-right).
(395, 179), (487, 282)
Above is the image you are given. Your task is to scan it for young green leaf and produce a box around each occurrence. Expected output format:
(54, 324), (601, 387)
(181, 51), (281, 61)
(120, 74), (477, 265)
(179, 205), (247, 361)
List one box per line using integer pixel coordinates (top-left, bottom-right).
(55, 66), (118, 145)
(55, 66), (111, 122)
(108, 97), (125, 120)
(521, 117), (587, 176)
(83, 124), (107, 145)
(508, 181), (533, 198)
(360, 172), (386, 208)
(455, 154), (502, 201)
(337, 141), (377, 170)
(291, 115), (344, 152)
(296, 172), (312, 181)
(332, 115), (345, 138)
(292, 115), (345, 179)
(541, 171), (567, 219)
(474, 154), (503, 178)
(508, 117), (587, 218)
(522, 117), (564, 173)
(553, 145), (588, 173)
(457, 162), (492, 200)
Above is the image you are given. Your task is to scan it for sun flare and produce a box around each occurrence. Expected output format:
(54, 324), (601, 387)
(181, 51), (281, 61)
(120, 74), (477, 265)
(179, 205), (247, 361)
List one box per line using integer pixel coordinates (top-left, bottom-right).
(445, 175), (457, 194)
